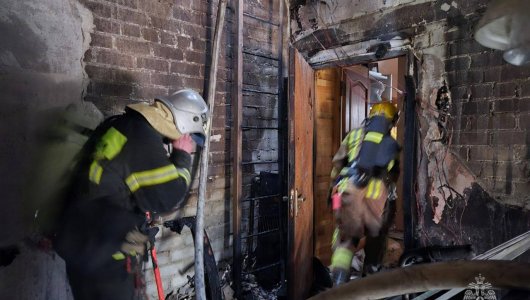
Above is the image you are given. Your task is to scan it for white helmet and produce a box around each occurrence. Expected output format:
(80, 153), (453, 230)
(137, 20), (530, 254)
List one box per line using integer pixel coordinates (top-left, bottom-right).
(155, 89), (208, 137)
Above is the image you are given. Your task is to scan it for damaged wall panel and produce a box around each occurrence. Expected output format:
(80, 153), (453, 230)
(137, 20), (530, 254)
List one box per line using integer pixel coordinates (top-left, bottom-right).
(0, 0), (93, 247)
(0, 0), (93, 298)
(291, 0), (530, 253)
(0, 0), (282, 298)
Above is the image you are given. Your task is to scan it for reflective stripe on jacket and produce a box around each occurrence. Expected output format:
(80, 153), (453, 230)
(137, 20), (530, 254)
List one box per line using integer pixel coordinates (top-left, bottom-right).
(83, 109), (192, 213)
(330, 117), (400, 197)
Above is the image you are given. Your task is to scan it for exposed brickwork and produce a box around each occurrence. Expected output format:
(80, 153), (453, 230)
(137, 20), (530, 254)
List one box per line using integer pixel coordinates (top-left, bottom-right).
(441, 13), (530, 203)
(292, 0), (530, 253)
(81, 0), (281, 295)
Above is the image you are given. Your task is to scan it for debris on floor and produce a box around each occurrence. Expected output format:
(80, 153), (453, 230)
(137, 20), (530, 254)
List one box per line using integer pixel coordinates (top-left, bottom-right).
(166, 260), (283, 300)
(165, 275), (195, 300)
(240, 273), (283, 300)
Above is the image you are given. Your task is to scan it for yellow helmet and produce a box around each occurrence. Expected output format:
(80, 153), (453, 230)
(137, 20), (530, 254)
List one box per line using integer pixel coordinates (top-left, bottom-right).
(369, 101), (398, 123)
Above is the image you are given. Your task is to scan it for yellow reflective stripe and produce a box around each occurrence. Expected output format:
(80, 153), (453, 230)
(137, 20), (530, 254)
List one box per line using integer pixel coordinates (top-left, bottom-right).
(94, 127), (127, 160)
(348, 129), (363, 161)
(366, 179), (375, 199)
(178, 167), (191, 185)
(373, 179), (382, 199)
(331, 247), (354, 269)
(89, 160), (103, 184)
(387, 159), (395, 171)
(126, 164), (189, 193)
(112, 252), (126, 260)
(366, 179), (383, 199)
(332, 228), (339, 249)
(338, 178), (349, 193)
(364, 131), (383, 144)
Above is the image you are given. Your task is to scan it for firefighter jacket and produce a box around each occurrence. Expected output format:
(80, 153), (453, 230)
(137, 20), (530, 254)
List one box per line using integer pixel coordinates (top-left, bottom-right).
(55, 109), (192, 274)
(331, 116), (400, 197)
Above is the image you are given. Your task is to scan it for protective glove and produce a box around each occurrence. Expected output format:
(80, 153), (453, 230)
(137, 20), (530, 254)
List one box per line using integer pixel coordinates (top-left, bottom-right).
(120, 228), (149, 256)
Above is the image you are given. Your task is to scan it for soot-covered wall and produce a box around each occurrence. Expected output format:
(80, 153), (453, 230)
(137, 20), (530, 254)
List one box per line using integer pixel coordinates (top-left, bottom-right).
(0, 0), (282, 298)
(291, 0), (530, 254)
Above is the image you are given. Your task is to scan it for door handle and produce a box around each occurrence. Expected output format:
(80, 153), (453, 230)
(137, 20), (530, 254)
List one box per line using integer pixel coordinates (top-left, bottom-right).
(295, 189), (305, 217)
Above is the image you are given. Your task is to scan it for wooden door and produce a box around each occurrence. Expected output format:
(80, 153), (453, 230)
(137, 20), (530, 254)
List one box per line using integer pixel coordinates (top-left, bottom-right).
(313, 69), (341, 265)
(342, 66), (370, 137)
(287, 48), (314, 300)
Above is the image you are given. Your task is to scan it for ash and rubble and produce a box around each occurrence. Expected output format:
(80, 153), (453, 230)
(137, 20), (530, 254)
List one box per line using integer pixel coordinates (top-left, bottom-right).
(166, 259), (283, 300)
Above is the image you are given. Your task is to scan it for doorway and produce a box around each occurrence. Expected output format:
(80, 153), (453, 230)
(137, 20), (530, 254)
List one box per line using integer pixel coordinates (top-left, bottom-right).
(287, 49), (415, 299)
(313, 56), (408, 266)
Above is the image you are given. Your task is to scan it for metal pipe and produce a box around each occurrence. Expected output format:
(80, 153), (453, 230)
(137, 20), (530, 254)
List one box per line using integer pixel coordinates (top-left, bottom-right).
(242, 194), (281, 203)
(309, 261), (530, 300)
(242, 12), (280, 27)
(242, 50), (281, 61)
(241, 160), (279, 165)
(241, 126), (280, 130)
(242, 88), (280, 96)
(195, 0), (227, 299)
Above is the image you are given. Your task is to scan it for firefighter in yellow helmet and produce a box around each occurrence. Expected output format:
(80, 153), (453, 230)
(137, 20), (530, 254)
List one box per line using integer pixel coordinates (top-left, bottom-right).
(329, 101), (400, 285)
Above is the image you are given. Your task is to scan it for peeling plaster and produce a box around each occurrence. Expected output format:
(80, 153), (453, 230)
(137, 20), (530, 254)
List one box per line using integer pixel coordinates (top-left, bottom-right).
(419, 50), (475, 224)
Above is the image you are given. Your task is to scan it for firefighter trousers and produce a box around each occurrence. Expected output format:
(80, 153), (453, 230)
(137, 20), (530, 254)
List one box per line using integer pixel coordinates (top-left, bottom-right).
(331, 179), (396, 277)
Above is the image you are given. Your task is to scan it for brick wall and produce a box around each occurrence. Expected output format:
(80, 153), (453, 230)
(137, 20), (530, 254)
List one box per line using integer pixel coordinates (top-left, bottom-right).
(291, 0), (530, 251)
(446, 36), (530, 206)
(81, 0), (281, 295)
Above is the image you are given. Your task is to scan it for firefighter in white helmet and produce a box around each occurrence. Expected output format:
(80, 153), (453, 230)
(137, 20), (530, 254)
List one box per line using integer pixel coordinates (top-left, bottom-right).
(55, 89), (208, 299)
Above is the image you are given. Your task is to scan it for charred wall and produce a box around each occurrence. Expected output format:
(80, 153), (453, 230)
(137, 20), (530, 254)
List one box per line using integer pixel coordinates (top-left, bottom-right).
(291, 0), (530, 253)
(81, 0), (282, 295)
(0, 0), (282, 298)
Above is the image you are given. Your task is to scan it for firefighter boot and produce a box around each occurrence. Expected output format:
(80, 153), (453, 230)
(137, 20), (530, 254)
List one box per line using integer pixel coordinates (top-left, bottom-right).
(330, 247), (354, 286)
(331, 267), (350, 286)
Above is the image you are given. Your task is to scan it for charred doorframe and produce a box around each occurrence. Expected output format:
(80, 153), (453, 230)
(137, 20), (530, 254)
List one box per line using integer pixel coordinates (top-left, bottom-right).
(303, 48), (418, 251)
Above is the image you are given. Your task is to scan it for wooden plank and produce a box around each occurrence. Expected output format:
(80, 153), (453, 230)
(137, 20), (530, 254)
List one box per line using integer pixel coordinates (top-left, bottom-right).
(313, 68), (339, 267)
(316, 78), (334, 87)
(316, 68), (337, 80)
(231, 0), (243, 296)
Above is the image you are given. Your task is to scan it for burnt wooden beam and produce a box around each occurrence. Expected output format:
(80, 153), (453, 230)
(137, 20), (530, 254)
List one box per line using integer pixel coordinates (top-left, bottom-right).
(231, 0), (243, 296)
(278, 0), (288, 286)
(403, 75), (417, 250)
